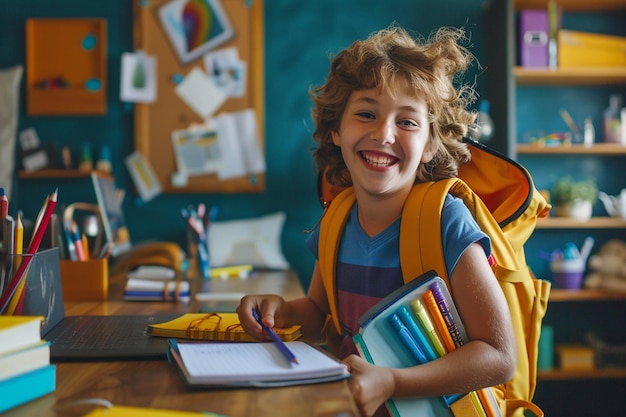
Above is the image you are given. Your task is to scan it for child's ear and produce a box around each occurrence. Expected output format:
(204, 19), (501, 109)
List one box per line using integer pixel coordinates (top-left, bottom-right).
(421, 140), (436, 163)
(331, 130), (341, 146)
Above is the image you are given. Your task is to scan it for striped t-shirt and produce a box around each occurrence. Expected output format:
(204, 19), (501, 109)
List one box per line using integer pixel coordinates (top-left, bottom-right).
(306, 194), (490, 358)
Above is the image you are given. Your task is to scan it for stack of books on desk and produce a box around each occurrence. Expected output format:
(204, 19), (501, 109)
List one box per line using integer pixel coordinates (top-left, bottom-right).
(124, 265), (190, 301)
(0, 316), (56, 413)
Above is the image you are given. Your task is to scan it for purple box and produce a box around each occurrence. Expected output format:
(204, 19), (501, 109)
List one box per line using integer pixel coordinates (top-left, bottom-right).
(519, 10), (549, 68)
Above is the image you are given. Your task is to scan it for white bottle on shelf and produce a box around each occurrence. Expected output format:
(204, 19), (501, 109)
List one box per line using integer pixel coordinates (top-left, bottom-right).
(603, 94), (623, 144)
(583, 117), (595, 147)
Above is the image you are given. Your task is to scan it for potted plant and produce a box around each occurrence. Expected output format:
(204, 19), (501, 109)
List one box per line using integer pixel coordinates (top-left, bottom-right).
(551, 177), (598, 221)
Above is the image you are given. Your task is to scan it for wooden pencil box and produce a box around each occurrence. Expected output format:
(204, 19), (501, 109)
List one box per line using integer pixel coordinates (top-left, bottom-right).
(59, 259), (108, 301)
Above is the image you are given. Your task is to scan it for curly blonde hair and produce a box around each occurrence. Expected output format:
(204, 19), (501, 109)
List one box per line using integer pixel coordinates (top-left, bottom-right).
(311, 25), (478, 187)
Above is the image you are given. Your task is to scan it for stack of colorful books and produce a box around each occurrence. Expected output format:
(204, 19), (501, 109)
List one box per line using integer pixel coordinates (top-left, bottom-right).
(0, 316), (56, 413)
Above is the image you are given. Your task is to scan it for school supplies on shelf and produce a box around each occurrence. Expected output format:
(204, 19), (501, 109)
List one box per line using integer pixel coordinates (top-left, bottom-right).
(167, 339), (349, 388)
(149, 312), (302, 342)
(353, 271), (501, 417)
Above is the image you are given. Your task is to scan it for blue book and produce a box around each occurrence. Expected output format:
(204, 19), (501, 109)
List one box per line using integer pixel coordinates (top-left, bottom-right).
(0, 365), (56, 413)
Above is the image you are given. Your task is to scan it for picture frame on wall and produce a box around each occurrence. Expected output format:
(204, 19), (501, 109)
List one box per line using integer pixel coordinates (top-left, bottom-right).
(158, 0), (234, 64)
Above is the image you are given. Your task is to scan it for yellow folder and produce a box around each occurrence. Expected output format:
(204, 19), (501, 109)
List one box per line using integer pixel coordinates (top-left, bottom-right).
(149, 313), (302, 342)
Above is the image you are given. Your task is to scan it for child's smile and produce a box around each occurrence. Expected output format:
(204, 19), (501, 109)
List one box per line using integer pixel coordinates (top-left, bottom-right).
(331, 83), (433, 197)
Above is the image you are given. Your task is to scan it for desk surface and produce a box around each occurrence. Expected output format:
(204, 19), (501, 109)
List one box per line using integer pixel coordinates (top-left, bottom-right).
(5, 270), (359, 417)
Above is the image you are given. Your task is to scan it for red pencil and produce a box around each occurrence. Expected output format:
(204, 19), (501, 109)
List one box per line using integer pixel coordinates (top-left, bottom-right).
(0, 187), (8, 219)
(0, 189), (57, 313)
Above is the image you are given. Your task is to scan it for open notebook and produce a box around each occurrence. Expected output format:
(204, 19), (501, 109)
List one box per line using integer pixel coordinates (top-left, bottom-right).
(22, 248), (178, 361)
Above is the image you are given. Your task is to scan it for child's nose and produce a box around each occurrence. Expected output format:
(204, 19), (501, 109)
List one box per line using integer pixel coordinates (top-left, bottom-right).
(372, 121), (395, 144)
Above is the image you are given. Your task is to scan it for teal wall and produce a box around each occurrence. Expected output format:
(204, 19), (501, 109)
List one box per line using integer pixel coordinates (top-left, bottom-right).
(1, 0), (487, 288)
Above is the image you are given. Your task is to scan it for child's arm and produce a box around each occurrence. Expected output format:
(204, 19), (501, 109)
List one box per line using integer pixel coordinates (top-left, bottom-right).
(346, 242), (516, 416)
(236, 262), (329, 342)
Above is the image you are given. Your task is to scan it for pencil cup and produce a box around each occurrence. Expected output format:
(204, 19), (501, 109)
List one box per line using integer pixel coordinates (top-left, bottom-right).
(59, 258), (108, 301)
(550, 259), (585, 290)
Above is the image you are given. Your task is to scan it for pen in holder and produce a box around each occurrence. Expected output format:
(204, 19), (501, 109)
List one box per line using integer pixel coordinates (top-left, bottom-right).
(197, 236), (210, 281)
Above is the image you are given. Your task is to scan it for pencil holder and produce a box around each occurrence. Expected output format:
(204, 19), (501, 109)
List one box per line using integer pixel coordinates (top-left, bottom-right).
(59, 258), (108, 301)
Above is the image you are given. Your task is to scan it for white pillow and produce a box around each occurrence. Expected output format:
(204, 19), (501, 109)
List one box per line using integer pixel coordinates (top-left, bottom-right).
(208, 211), (290, 270)
(0, 65), (23, 199)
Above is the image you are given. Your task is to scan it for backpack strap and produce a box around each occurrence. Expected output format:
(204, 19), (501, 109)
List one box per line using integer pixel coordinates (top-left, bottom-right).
(319, 187), (356, 335)
(400, 180), (453, 283)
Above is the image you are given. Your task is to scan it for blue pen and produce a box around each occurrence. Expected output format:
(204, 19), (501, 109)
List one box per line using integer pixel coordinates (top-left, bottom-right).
(388, 313), (428, 364)
(252, 309), (298, 365)
(396, 305), (438, 362)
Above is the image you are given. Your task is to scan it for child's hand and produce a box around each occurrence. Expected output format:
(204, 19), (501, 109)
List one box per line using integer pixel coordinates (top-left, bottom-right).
(235, 294), (286, 340)
(344, 354), (395, 417)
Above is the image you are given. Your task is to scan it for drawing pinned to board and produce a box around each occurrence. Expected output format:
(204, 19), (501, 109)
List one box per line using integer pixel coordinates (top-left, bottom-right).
(158, 0), (234, 64)
(120, 51), (157, 103)
(203, 46), (247, 98)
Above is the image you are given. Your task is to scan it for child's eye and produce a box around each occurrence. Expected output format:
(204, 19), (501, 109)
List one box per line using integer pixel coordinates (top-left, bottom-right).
(398, 119), (417, 127)
(356, 111), (375, 120)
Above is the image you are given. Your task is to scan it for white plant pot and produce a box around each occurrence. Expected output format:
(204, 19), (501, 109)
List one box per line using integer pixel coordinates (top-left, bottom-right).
(554, 200), (593, 221)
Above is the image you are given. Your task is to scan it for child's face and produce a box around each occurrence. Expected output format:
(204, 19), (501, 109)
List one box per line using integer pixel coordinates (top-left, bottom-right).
(331, 83), (434, 197)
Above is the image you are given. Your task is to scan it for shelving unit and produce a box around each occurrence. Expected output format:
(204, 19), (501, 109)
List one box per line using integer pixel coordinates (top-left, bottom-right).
(25, 18), (107, 115)
(485, 1), (626, 415)
(17, 169), (104, 180)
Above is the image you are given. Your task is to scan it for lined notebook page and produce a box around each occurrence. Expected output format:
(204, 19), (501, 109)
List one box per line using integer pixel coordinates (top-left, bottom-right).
(177, 341), (347, 382)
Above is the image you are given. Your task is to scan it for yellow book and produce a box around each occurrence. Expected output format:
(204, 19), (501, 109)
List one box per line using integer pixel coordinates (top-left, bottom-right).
(82, 405), (225, 416)
(149, 313), (302, 342)
(0, 316), (43, 356)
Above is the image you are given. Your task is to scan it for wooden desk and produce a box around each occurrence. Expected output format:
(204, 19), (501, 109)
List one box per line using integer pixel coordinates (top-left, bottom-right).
(5, 271), (359, 417)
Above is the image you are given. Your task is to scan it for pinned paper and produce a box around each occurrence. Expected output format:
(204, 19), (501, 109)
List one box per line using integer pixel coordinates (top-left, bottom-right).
(120, 51), (157, 103)
(125, 152), (162, 203)
(203, 46), (247, 98)
(171, 127), (222, 176)
(175, 67), (227, 119)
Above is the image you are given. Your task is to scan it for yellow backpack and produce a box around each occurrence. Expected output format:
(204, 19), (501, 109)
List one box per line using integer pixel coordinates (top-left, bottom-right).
(318, 139), (552, 417)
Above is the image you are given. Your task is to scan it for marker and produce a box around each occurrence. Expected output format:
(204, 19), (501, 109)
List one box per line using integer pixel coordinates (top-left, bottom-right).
(388, 313), (428, 364)
(396, 305), (438, 362)
(410, 298), (446, 357)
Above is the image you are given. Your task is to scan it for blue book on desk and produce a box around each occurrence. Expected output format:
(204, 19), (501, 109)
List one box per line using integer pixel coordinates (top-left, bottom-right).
(0, 365), (56, 413)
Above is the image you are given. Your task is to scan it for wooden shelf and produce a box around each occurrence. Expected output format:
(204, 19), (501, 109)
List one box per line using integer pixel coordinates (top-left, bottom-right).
(18, 169), (112, 180)
(514, 66), (626, 86)
(26, 18), (107, 115)
(517, 143), (626, 155)
(549, 288), (626, 302)
(538, 367), (626, 381)
(515, 0), (626, 12)
(536, 217), (626, 229)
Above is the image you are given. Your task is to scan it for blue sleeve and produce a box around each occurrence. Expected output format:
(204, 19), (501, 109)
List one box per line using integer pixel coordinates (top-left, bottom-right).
(441, 194), (491, 278)
(306, 223), (320, 259)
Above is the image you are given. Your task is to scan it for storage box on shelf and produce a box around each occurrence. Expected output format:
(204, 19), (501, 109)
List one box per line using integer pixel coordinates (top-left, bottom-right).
(485, 1), (626, 415)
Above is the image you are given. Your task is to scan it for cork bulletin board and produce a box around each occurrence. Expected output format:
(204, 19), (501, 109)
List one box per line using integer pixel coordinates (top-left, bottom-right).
(133, 0), (265, 193)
